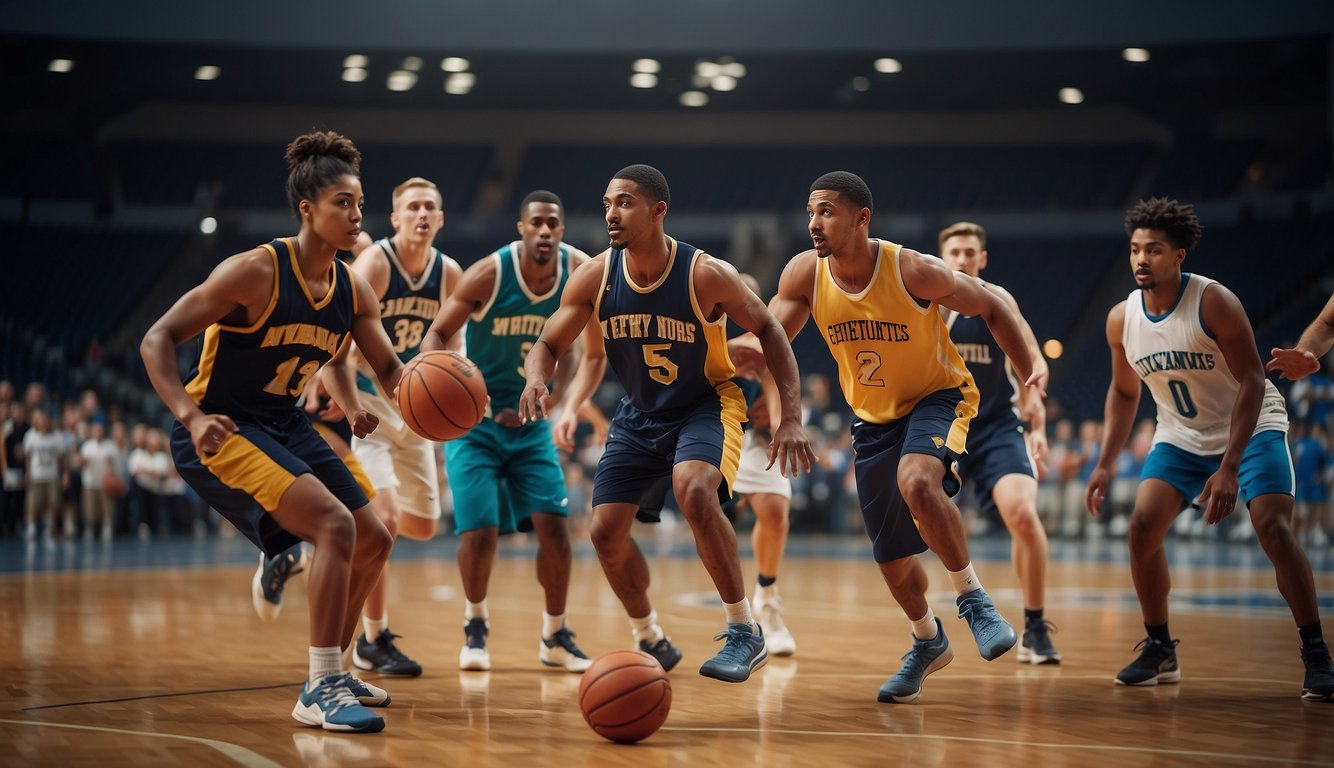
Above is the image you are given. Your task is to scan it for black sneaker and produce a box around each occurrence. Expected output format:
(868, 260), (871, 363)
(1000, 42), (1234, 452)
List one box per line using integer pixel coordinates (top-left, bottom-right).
(1018, 618), (1062, 665)
(459, 617), (491, 671)
(1301, 641), (1334, 701)
(638, 636), (683, 673)
(250, 542), (305, 623)
(540, 627), (593, 672)
(1115, 637), (1181, 686)
(353, 629), (423, 677)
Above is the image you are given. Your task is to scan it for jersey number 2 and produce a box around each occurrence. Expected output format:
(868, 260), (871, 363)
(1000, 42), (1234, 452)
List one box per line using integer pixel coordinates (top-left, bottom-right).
(642, 343), (679, 385)
(263, 357), (320, 398)
(856, 351), (885, 387)
(1168, 379), (1198, 418)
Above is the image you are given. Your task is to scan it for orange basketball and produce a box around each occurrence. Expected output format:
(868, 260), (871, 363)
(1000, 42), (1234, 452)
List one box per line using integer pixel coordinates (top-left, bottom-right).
(396, 350), (488, 441)
(578, 649), (672, 744)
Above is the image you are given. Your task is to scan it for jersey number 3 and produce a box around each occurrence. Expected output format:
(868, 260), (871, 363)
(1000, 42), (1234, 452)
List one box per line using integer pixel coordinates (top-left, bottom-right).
(642, 343), (679, 385)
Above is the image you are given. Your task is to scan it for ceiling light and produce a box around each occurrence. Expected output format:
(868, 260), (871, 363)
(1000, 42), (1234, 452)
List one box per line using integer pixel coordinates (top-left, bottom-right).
(679, 90), (708, 107)
(711, 75), (737, 92)
(1042, 339), (1064, 359)
(194, 65), (220, 81)
(632, 58), (660, 74)
(695, 61), (721, 78)
(874, 58), (902, 74)
(1058, 87), (1084, 104)
(445, 71), (476, 94)
(441, 57), (470, 72)
(1122, 47), (1150, 63)
(629, 73), (658, 89)
(343, 54), (368, 69)
(719, 62), (746, 78)
(852, 76), (870, 92)
(342, 67), (367, 83)
(199, 217), (218, 235)
(387, 70), (418, 91)
(402, 57), (423, 72)
(48, 59), (74, 73)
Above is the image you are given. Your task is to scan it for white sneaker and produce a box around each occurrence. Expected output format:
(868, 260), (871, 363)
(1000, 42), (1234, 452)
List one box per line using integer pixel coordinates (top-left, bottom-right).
(755, 593), (796, 657)
(459, 617), (492, 671)
(539, 627), (593, 672)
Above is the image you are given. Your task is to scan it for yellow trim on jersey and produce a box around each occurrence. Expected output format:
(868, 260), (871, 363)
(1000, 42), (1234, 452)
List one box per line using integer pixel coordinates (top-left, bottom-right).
(219, 243), (282, 334)
(200, 433), (297, 512)
(592, 254), (613, 322)
(185, 324), (221, 404)
(347, 260), (359, 316)
(311, 426), (377, 501)
(716, 379), (747, 491)
(685, 249), (737, 386)
(622, 237), (677, 294)
(289, 237), (339, 311)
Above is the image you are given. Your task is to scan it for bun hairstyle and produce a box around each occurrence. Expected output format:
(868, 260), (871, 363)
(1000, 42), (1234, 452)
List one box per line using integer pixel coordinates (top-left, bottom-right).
(284, 130), (362, 216)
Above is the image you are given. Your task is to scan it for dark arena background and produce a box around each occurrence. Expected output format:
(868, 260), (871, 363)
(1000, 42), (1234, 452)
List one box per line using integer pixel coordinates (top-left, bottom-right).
(2, 2), (1333, 765)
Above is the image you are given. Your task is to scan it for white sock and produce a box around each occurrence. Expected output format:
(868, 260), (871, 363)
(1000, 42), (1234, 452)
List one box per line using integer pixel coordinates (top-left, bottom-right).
(363, 613), (387, 641)
(724, 597), (756, 630)
(630, 610), (664, 644)
(542, 612), (565, 639)
(465, 599), (488, 623)
(948, 563), (981, 596)
(912, 607), (939, 640)
(309, 646), (342, 684)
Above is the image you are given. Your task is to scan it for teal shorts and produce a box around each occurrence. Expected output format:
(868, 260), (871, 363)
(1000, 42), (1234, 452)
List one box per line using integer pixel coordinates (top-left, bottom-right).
(444, 418), (569, 534)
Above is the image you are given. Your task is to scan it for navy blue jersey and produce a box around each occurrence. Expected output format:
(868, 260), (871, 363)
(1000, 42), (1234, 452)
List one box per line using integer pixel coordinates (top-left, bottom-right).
(184, 238), (358, 427)
(596, 238), (736, 415)
(947, 306), (1018, 425)
(376, 238), (446, 363)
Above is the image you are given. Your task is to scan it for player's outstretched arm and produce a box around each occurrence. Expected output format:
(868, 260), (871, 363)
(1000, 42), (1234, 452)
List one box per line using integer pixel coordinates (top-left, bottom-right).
(422, 255), (496, 353)
(520, 256), (605, 423)
(1085, 302), (1141, 517)
(1268, 291), (1334, 381)
(552, 307), (608, 452)
(331, 270), (404, 438)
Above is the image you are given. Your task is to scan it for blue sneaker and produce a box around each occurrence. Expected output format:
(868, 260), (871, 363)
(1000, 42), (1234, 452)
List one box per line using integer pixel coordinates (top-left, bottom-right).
(956, 588), (1017, 661)
(878, 619), (954, 703)
(638, 636), (683, 672)
(699, 623), (767, 683)
(251, 542), (305, 623)
(1116, 637), (1180, 686)
(1301, 641), (1334, 701)
(291, 674), (385, 733)
(343, 673), (391, 707)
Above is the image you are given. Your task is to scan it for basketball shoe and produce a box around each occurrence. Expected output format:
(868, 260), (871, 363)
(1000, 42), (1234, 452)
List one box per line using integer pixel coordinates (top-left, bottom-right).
(638, 636), (683, 672)
(343, 673), (391, 707)
(1301, 640), (1334, 701)
(1115, 637), (1181, 686)
(1017, 617), (1062, 665)
(699, 623), (767, 683)
(252, 542), (305, 622)
(754, 590), (796, 657)
(956, 588), (1017, 661)
(459, 617), (491, 671)
(540, 627), (592, 672)
(878, 619), (954, 703)
(354, 629), (422, 677)
(292, 674), (385, 733)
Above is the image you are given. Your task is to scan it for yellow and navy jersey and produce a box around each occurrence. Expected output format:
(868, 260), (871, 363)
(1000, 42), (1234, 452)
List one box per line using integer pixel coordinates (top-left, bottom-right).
(812, 240), (978, 425)
(596, 238), (736, 415)
(947, 293), (1021, 424)
(376, 238), (446, 363)
(184, 238), (358, 426)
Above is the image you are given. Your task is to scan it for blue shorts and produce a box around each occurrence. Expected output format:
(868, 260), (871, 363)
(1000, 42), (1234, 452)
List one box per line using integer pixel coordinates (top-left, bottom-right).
(444, 418), (568, 534)
(1140, 429), (1294, 507)
(956, 415), (1035, 516)
(171, 413), (374, 558)
(1295, 480), (1328, 504)
(592, 386), (746, 520)
(852, 388), (971, 563)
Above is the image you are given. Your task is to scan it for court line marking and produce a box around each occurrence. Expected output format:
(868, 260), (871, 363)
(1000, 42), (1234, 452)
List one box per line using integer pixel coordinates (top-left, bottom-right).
(660, 725), (1332, 766)
(20, 682), (299, 711)
(0, 718), (284, 768)
(788, 673), (1302, 686)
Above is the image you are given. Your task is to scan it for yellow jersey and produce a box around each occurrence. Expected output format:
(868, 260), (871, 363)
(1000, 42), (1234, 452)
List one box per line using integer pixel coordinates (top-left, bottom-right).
(812, 240), (978, 431)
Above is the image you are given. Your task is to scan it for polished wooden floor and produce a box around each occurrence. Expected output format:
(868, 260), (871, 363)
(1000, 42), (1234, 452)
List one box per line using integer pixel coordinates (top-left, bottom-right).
(3, 528), (1333, 767)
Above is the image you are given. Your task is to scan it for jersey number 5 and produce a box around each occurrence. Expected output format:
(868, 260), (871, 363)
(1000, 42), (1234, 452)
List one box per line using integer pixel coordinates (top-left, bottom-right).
(263, 356), (320, 398)
(642, 343), (679, 385)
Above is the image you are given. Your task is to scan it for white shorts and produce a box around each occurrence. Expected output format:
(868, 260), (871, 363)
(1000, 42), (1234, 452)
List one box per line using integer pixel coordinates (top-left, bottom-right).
(351, 385), (441, 520)
(732, 431), (791, 499)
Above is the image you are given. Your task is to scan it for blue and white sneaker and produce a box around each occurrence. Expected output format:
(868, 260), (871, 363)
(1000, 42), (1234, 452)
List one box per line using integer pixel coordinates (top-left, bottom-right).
(699, 623), (767, 683)
(956, 588), (1017, 661)
(292, 674), (385, 733)
(343, 673), (391, 707)
(251, 542), (305, 623)
(540, 627), (593, 673)
(878, 618), (954, 703)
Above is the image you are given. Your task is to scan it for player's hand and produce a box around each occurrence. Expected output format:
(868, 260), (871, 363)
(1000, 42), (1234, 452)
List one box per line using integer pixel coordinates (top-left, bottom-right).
(767, 419), (816, 477)
(727, 335), (766, 380)
(1196, 467), (1239, 525)
(348, 409), (379, 439)
(578, 401), (610, 446)
(519, 382), (552, 424)
(493, 408), (522, 428)
(1084, 466), (1110, 516)
(552, 408), (578, 452)
(1266, 347), (1320, 381)
(1024, 369), (1049, 401)
(188, 413), (238, 457)
(317, 397), (345, 423)
(1026, 429), (1050, 481)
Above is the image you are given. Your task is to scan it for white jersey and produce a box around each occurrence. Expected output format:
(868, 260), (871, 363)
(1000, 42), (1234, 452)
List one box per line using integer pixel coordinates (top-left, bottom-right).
(1122, 273), (1287, 455)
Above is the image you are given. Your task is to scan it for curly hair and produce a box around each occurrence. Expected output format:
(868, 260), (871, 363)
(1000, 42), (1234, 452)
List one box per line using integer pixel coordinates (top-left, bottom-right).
(1124, 197), (1203, 251)
(284, 131), (362, 216)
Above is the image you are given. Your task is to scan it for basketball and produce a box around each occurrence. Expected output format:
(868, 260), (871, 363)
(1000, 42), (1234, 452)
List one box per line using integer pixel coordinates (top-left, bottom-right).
(396, 350), (488, 441)
(577, 649), (672, 743)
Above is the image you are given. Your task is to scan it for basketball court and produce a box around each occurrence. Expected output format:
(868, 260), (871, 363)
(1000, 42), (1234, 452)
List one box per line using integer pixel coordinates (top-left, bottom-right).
(5, 527), (1332, 766)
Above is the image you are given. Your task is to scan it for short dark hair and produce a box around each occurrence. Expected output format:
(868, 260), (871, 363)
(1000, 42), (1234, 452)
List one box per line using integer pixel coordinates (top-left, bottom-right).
(284, 131), (361, 216)
(520, 189), (563, 217)
(810, 171), (873, 214)
(1124, 197), (1203, 251)
(613, 164), (670, 206)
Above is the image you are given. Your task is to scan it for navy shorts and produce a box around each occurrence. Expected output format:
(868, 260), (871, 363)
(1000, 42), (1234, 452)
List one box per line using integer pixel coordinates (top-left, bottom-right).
(171, 413), (373, 558)
(956, 414), (1035, 516)
(852, 388), (971, 563)
(592, 386), (746, 521)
